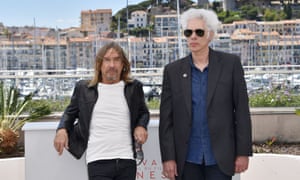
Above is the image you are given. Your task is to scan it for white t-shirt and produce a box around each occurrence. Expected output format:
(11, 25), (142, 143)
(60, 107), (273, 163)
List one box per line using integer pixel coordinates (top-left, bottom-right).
(86, 81), (133, 163)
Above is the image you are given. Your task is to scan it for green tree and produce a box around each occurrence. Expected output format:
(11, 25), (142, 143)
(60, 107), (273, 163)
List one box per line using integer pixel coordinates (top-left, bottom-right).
(263, 8), (287, 21)
(223, 15), (243, 24)
(240, 5), (258, 20)
(212, 1), (222, 13)
(263, 9), (277, 21)
(283, 4), (292, 19)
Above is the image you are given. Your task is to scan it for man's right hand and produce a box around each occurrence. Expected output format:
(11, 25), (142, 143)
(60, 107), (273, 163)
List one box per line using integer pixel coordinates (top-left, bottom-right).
(53, 128), (69, 155)
(162, 160), (178, 180)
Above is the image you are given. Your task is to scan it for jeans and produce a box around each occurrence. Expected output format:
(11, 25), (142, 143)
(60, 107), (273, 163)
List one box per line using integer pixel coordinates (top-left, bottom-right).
(182, 161), (232, 180)
(87, 159), (136, 180)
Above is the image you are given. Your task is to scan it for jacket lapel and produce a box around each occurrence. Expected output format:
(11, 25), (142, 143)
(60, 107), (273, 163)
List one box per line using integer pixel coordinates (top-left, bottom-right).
(124, 81), (132, 108)
(179, 57), (192, 118)
(207, 49), (222, 109)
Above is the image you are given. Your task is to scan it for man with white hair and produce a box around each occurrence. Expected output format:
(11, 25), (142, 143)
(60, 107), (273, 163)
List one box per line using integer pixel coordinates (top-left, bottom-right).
(159, 8), (252, 180)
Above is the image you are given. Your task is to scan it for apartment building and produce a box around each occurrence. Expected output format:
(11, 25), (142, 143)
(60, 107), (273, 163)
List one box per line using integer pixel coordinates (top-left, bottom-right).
(154, 13), (178, 37)
(80, 9), (112, 34)
(0, 37), (68, 70)
(67, 37), (94, 69)
(1, 18), (300, 70)
(217, 19), (300, 66)
(128, 10), (148, 29)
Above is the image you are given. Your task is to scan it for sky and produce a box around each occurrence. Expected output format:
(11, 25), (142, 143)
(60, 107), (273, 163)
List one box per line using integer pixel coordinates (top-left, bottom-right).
(0, 0), (198, 29)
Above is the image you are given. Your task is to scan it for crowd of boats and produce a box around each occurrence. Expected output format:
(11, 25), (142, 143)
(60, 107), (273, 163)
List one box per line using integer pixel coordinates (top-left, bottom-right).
(1, 65), (300, 101)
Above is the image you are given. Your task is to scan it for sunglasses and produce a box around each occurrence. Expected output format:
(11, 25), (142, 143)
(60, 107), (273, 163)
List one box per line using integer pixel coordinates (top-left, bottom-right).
(184, 29), (205, 38)
(135, 141), (144, 166)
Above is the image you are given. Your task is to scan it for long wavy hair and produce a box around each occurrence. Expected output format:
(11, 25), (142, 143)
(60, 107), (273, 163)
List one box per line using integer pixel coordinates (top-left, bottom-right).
(88, 41), (132, 87)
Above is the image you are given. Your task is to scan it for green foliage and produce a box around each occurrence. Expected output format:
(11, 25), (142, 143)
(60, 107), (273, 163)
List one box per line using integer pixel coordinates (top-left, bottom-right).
(217, 11), (232, 22)
(263, 8), (286, 21)
(110, 0), (295, 35)
(217, 11), (242, 24)
(21, 89), (300, 112)
(240, 5), (259, 20)
(283, 4), (292, 19)
(212, 1), (222, 13)
(220, 3), (293, 22)
(296, 109), (300, 116)
(0, 82), (51, 132)
(223, 15), (243, 24)
(249, 89), (300, 107)
(129, 27), (152, 37)
(146, 98), (160, 109)
(112, 0), (152, 30)
(216, 4), (291, 23)
(143, 89), (300, 110)
(27, 98), (70, 113)
(265, 137), (276, 146)
(29, 97), (161, 112)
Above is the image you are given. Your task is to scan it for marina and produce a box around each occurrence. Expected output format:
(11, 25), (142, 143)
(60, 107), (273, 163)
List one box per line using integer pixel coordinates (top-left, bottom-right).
(1, 65), (300, 100)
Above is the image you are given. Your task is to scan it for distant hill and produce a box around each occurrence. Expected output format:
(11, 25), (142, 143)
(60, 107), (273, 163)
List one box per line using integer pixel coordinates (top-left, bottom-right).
(110, 0), (297, 32)
(111, 0), (195, 31)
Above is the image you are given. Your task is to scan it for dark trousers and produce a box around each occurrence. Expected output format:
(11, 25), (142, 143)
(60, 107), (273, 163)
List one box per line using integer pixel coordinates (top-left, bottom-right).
(182, 162), (232, 180)
(87, 159), (136, 180)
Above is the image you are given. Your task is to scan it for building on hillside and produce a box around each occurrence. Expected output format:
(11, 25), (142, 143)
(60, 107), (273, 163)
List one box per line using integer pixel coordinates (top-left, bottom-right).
(223, 0), (300, 13)
(128, 10), (148, 29)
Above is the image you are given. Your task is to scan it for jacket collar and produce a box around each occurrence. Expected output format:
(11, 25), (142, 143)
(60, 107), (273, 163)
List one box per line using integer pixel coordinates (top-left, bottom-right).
(178, 48), (223, 112)
(207, 48), (222, 108)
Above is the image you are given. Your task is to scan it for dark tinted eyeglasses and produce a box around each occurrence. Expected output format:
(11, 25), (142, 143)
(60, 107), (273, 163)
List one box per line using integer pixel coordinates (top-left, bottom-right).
(135, 141), (144, 166)
(184, 29), (205, 38)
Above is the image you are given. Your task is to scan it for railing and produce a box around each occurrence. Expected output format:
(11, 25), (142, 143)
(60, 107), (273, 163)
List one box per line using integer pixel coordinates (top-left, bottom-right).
(1, 65), (300, 100)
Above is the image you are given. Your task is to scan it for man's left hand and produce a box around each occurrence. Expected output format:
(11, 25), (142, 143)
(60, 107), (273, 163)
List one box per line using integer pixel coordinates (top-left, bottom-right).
(235, 156), (249, 173)
(134, 126), (148, 144)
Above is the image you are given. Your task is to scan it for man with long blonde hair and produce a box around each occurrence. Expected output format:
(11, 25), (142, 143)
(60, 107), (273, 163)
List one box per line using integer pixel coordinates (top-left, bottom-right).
(54, 41), (149, 180)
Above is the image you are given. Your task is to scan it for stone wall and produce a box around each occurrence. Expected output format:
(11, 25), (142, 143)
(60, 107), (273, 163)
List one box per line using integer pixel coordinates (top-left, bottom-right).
(39, 107), (300, 143)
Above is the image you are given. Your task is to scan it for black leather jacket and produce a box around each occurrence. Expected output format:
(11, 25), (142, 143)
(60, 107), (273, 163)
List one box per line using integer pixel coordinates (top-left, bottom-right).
(57, 79), (150, 159)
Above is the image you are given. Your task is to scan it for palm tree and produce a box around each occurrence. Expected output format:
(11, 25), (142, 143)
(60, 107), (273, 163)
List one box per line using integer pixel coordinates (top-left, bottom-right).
(0, 82), (51, 154)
